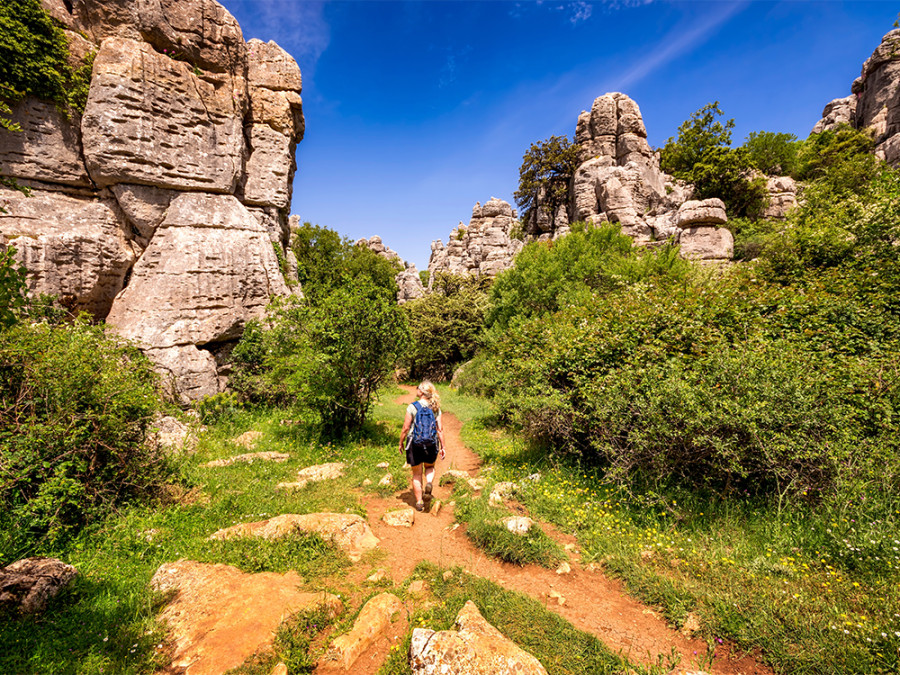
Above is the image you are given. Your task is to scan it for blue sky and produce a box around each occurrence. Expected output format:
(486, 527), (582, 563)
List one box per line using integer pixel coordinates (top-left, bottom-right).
(219, 0), (897, 270)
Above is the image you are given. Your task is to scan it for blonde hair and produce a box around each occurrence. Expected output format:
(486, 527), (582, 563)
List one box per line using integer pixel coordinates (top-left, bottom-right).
(418, 381), (441, 412)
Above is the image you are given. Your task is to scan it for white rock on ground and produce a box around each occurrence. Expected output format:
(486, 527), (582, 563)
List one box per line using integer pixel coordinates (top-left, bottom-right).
(321, 593), (404, 670)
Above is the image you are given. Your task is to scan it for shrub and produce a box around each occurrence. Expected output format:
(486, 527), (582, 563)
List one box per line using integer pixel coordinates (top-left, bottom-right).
(659, 101), (734, 177)
(742, 130), (800, 176)
(795, 124), (878, 196)
(690, 146), (768, 218)
(232, 280), (409, 438)
(0, 319), (171, 552)
(0, 245), (26, 329)
(403, 273), (489, 381)
(485, 222), (689, 332)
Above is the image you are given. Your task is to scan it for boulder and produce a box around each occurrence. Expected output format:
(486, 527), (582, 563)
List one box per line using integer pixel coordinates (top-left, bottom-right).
(105, 193), (289, 400)
(0, 557), (78, 615)
(147, 415), (198, 454)
(676, 199), (728, 228)
(762, 176), (798, 219)
(81, 37), (244, 192)
(677, 226), (734, 261)
(322, 593), (404, 671)
(409, 601), (547, 675)
(811, 96), (858, 134)
(233, 430), (263, 450)
(150, 559), (342, 675)
(383, 508), (416, 527)
(0, 187), (136, 318)
(209, 513), (379, 562)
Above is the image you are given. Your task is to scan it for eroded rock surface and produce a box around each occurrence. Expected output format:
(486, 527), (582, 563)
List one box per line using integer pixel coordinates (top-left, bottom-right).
(409, 600), (548, 675)
(209, 513), (379, 562)
(276, 462), (346, 490)
(0, 557), (78, 615)
(150, 559), (342, 675)
(322, 592), (404, 671)
(0, 0), (305, 402)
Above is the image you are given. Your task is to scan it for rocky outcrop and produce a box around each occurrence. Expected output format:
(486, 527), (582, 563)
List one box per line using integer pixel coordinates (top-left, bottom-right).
(428, 94), (729, 281)
(675, 199), (733, 261)
(0, 557), (78, 615)
(409, 601), (548, 675)
(762, 176), (798, 219)
(428, 198), (524, 281)
(322, 593), (404, 670)
(814, 29), (900, 165)
(0, 0), (304, 402)
(355, 235), (427, 303)
(150, 559), (342, 675)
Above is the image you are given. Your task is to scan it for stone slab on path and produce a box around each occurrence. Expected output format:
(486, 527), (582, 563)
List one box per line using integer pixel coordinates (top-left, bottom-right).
(410, 600), (547, 675)
(277, 462), (346, 490)
(201, 451), (290, 468)
(150, 559), (342, 675)
(209, 513), (379, 562)
(320, 592), (405, 671)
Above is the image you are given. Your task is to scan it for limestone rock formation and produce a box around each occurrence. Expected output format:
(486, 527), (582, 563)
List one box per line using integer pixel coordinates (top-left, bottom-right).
(0, 557), (78, 615)
(762, 176), (798, 219)
(813, 29), (900, 164)
(322, 592), (404, 671)
(150, 559), (342, 675)
(427, 198), (524, 281)
(355, 235), (427, 303)
(0, 0), (305, 402)
(427, 94), (731, 281)
(409, 601), (548, 675)
(675, 199), (733, 261)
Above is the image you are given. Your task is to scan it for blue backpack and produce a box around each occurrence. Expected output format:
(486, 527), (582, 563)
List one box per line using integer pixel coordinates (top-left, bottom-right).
(411, 401), (437, 443)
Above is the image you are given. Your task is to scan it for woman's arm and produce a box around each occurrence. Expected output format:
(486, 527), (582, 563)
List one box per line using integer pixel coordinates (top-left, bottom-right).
(437, 416), (446, 460)
(398, 411), (413, 452)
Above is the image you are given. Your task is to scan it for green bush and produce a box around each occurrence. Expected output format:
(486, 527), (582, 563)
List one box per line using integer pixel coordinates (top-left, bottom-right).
(485, 222), (689, 332)
(0, 245), (27, 329)
(741, 130), (800, 176)
(690, 146), (768, 219)
(0, 319), (171, 553)
(232, 280), (409, 438)
(659, 101), (734, 177)
(795, 124), (878, 195)
(403, 273), (489, 381)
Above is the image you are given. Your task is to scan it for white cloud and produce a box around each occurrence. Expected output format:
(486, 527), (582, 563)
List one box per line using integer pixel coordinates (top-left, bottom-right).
(235, 0), (331, 74)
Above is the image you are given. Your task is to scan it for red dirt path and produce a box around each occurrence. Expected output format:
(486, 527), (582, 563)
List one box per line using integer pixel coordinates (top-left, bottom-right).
(319, 386), (775, 675)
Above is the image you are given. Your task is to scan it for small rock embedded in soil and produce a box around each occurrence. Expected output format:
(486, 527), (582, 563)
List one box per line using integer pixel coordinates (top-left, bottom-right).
(430, 500), (442, 516)
(407, 580), (428, 597)
(269, 663), (288, 675)
(321, 592), (404, 671)
(376, 461), (390, 469)
(367, 569), (387, 583)
(276, 461), (345, 490)
(555, 561), (571, 575)
(501, 516), (534, 535)
(548, 589), (566, 606)
(378, 473), (393, 487)
(442, 570), (453, 581)
(233, 430), (263, 449)
(383, 508), (415, 527)
(201, 451), (289, 468)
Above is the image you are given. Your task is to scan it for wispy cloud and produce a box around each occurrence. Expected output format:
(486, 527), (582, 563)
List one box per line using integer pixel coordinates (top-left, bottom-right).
(511, 0), (653, 25)
(439, 45), (473, 88)
(603, 1), (748, 92)
(229, 0), (331, 77)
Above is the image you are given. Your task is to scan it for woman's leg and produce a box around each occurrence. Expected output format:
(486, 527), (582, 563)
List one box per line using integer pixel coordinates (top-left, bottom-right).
(411, 463), (424, 505)
(423, 463), (436, 494)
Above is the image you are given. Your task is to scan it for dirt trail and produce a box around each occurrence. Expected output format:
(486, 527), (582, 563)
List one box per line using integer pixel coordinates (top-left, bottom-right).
(326, 386), (774, 675)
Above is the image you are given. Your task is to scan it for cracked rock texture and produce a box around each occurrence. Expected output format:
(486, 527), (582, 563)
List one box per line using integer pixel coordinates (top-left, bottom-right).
(814, 29), (900, 165)
(0, 0), (305, 401)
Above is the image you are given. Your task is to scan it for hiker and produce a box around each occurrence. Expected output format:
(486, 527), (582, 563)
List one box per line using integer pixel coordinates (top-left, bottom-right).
(398, 381), (445, 512)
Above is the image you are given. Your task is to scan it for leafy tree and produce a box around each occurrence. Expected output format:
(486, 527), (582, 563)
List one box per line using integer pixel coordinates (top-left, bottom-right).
(795, 124), (878, 196)
(513, 135), (580, 226)
(290, 222), (402, 300)
(742, 130), (800, 176)
(0, 246), (27, 329)
(403, 273), (489, 381)
(659, 101), (734, 177)
(233, 281), (409, 438)
(691, 146), (768, 219)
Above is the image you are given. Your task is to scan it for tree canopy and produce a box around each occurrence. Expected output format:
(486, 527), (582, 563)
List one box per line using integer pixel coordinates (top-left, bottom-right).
(513, 135), (580, 226)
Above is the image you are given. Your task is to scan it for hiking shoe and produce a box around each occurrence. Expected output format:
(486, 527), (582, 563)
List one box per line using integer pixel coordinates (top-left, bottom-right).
(424, 482), (433, 497)
(415, 501), (425, 512)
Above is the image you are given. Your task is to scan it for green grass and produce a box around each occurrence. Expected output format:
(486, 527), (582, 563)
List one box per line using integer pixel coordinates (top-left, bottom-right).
(376, 562), (659, 675)
(438, 386), (900, 675)
(0, 390), (411, 675)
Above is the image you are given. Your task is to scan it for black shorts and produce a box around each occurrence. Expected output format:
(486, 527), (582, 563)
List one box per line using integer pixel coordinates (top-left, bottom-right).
(406, 439), (438, 467)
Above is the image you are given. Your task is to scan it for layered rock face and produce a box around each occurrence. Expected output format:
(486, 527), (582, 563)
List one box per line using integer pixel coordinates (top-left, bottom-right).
(0, 0), (304, 402)
(814, 29), (900, 164)
(427, 198), (525, 281)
